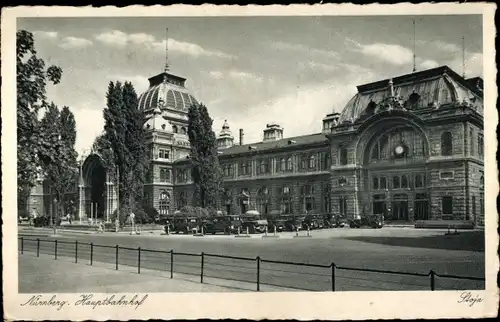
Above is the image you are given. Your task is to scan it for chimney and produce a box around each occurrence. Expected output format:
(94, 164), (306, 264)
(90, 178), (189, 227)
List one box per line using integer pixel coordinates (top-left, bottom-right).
(239, 129), (244, 146)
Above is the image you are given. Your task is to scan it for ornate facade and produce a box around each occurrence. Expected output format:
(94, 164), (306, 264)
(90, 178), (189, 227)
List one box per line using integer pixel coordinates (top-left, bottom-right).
(26, 65), (484, 225)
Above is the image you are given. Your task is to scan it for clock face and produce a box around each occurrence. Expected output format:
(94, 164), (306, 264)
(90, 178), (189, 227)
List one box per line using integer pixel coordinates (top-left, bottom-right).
(395, 145), (404, 155)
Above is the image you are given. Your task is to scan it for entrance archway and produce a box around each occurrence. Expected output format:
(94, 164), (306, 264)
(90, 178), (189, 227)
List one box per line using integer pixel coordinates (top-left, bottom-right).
(80, 153), (117, 222)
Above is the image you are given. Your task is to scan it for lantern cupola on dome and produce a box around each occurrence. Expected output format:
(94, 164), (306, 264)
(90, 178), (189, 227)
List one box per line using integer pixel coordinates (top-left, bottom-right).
(217, 120), (234, 149)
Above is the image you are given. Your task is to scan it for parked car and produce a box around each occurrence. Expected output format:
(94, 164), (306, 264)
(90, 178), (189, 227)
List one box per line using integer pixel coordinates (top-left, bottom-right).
(171, 217), (199, 234)
(349, 214), (384, 229)
(241, 220), (268, 234)
(33, 216), (50, 227)
(331, 215), (348, 228)
(204, 218), (241, 235)
(284, 219), (302, 232)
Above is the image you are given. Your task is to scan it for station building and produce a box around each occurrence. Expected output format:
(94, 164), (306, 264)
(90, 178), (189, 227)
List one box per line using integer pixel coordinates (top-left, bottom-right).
(25, 65), (485, 225)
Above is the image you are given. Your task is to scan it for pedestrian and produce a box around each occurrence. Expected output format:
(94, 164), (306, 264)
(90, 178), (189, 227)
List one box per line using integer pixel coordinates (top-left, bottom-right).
(68, 214), (72, 224)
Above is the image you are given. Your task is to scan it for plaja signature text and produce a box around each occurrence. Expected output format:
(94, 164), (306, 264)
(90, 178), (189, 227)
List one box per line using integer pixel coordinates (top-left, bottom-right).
(457, 292), (484, 307)
(20, 294), (149, 311)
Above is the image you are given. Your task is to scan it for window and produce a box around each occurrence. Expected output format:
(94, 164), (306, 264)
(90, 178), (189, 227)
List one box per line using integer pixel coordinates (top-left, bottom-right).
(159, 168), (170, 182)
(283, 186), (291, 195)
(480, 175), (484, 188)
(177, 169), (189, 183)
(339, 196), (348, 216)
(280, 158), (286, 172)
(280, 186), (292, 214)
(442, 196), (453, 215)
(161, 124), (166, 130)
(372, 177), (379, 190)
(478, 134), (484, 157)
(287, 158), (293, 171)
(257, 159), (269, 174)
(159, 191), (170, 215)
(441, 131), (453, 156)
(239, 161), (252, 176)
(300, 155), (308, 170)
(415, 174), (423, 188)
(393, 176), (400, 189)
(380, 177), (387, 190)
(309, 155), (316, 169)
(257, 187), (270, 215)
(158, 148), (169, 159)
(480, 193), (484, 215)
(177, 192), (186, 210)
(339, 147), (348, 165)
(223, 164), (233, 177)
(320, 152), (330, 170)
(401, 175), (408, 189)
(180, 127), (187, 135)
(172, 125), (178, 133)
(407, 92), (420, 109)
(472, 195), (476, 215)
(338, 177), (347, 186)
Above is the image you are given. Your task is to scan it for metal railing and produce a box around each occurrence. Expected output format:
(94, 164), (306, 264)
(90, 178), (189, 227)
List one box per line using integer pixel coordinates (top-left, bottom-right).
(18, 237), (485, 291)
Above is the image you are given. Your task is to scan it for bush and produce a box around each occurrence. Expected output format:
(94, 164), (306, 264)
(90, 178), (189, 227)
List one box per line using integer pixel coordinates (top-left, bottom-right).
(179, 206), (210, 219)
(133, 208), (153, 224)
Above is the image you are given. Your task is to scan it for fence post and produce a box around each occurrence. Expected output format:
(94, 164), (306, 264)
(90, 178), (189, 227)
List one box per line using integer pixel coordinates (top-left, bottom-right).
(430, 270), (435, 291)
(170, 250), (174, 279)
(138, 247), (141, 274)
(115, 245), (119, 270)
(90, 243), (93, 266)
(37, 238), (40, 257)
(21, 237), (24, 254)
(75, 241), (78, 263)
(331, 263), (336, 291)
(256, 256), (261, 291)
(54, 240), (58, 260)
(201, 252), (204, 284)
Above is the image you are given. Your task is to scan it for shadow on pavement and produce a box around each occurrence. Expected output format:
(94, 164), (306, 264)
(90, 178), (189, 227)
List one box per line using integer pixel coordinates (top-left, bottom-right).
(343, 230), (484, 252)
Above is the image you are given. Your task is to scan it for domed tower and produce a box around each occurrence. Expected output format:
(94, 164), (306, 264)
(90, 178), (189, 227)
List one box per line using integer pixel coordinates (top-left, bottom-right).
(217, 120), (235, 149)
(139, 62), (199, 215)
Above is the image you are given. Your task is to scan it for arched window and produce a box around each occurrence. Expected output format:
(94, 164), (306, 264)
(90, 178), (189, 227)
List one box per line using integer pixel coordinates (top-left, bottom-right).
(172, 125), (178, 133)
(309, 155), (316, 169)
(257, 187), (270, 215)
(380, 177), (387, 189)
(280, 158), (286, 172)
(393, 176), (400, 189)
(415, 174), (423, 188)
(159, 190), (170, 215)
(180, 127), (187, 135)
(301, 184), (315, 212)
(287, 158), (293, 171)
(401, 175), (409, 189)
(372, 177), (379, 190)
(441, 131), (453, 156)
(283, 186), (291, 195)
(339, 147), (348, 165)
(366, 101), (376, 115)
(281, 186), (292, 214)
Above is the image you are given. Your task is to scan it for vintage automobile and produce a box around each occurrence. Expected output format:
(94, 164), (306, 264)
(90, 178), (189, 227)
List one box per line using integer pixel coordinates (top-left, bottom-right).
(171, 217), (200, 234)
(241, 219), (268, 234)
(349, 214), (384, 229)
(267, 219), (286, 233)
(204, 217), (241, 235)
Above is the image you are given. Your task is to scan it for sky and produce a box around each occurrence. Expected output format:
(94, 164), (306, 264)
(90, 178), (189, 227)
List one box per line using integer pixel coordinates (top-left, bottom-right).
(18, 15), (483, 156)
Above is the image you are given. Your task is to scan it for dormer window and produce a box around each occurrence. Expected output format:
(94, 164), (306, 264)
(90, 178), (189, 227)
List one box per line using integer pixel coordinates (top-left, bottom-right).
(161, 124), (166, 130)
(406, 92), (420, 109)
(172, 125), (178, 133)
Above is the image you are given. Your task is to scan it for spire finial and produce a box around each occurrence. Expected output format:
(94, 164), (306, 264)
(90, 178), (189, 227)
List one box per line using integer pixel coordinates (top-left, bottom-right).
(412, 19), (417, 73)
(462, 36), (466, 78)
(164, 28), (170, 72)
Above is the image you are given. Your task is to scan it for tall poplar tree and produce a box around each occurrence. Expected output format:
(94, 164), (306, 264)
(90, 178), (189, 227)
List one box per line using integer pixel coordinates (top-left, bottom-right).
(187, 103), (222, 208)
(17, 30), (62, 213)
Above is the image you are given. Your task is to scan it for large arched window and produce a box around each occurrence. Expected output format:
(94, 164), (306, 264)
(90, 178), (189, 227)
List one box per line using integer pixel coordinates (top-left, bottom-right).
(372, 177), (379, 190)
(287, 158), (293, 171)
(159, 191), (170, 215)
(441, 131), (453, 156)
(339, 147), (348, 165)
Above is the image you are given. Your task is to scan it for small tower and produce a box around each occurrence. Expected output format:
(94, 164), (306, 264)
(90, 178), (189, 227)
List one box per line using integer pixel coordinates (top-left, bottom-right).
(322, 112), (340, 133)
(217, 120), (235, 149)
(263, 122), (284, 141)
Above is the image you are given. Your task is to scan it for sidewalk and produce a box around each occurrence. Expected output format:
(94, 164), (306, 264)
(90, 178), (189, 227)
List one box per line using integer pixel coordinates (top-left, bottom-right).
(18, 253), (295, 293)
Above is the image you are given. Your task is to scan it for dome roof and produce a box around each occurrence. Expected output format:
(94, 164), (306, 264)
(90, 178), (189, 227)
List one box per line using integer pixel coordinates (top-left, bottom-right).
(138, 72), (198, 112)
(218, 120), (233, 139)
(337, 66), (484, 123)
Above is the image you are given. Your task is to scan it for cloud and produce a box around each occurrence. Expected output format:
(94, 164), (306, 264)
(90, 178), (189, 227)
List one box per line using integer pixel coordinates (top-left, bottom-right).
(95, 30), (234, 59)
(106, 74), (150, 94)
(419, 59), (440, 70)
(357, 43), (414, 66)
(208, 70), (264, 83)
(273, 41), (339, 60)
(300, 61), (339, 72)
(33, 30), (58, 40)
(59, 36), (93, 49)
(417, 40), (461, 54)
(95, 30), (128, 48)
